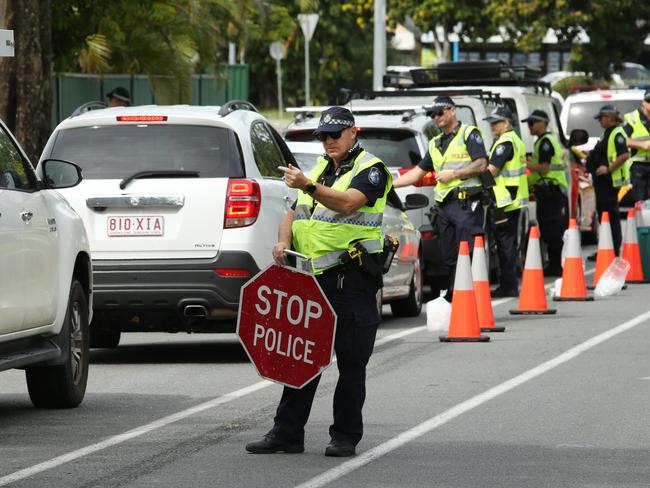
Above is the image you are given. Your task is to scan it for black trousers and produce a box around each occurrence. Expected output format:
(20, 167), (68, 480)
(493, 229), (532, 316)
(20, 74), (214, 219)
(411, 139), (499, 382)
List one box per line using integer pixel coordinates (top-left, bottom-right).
(535, 185), (567, 269)
(630, 163), (650, 202)
(435, 197), (485, 293)
(594, 198), (622, 256)
(492, 208), (520, 291)
(270, 268), (379, 446)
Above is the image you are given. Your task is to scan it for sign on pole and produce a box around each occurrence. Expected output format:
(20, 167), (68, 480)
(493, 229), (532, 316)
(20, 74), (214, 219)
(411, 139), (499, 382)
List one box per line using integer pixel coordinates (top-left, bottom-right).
(269, 41), (287, 119)
(237, 264), (337, 389)
(297, 13), (319, 106)
(0, 30), (15, 57)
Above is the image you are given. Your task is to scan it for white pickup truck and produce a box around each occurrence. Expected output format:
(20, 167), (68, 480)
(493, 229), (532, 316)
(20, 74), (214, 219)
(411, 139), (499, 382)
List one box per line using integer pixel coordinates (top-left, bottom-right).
(0, 118), (92, 408)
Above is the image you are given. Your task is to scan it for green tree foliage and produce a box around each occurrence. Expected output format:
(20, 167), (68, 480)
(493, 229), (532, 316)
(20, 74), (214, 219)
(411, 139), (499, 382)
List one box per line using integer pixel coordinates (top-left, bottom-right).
(488, 0), (650, 78)
(388, 0), (492, 61)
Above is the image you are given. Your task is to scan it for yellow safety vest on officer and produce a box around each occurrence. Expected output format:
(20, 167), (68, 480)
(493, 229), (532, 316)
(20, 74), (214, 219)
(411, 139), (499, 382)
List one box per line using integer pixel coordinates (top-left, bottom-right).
(528, 132), (568, 189)
(292, 150), (391, 275)
(623, 109), (650, 164)
(490, 130), (528, 211)
(606, 125), (630, 187)
(429, 124), (496, 203)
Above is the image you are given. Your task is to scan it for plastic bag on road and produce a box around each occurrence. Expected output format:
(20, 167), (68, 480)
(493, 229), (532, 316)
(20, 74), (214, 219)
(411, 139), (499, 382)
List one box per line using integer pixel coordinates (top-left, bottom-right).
(551, 278), (563, 299)
(594, 258), (630, 297)
(426, 296), (451, 333)
(560, 230), (570, 267)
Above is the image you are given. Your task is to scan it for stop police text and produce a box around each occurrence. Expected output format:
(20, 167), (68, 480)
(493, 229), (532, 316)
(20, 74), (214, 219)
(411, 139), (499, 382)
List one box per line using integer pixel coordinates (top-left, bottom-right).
(252, 285), (324, 364)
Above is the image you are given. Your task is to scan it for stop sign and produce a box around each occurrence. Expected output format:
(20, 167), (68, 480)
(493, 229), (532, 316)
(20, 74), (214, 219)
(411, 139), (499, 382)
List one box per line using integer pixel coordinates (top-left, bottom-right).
(237, 264), (337, 389)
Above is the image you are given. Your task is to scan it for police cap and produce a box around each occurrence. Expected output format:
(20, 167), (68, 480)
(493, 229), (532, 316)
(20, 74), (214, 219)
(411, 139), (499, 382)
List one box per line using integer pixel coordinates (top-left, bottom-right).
(313, 107), (355, 134)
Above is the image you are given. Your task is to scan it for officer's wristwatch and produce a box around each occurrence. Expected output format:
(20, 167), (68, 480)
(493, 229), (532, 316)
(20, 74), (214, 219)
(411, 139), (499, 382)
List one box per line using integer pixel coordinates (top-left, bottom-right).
(304, 181), (317, 194)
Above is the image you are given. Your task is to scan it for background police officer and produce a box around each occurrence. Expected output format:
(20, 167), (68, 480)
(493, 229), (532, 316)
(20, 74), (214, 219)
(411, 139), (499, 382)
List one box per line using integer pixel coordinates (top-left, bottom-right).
(623, 89), (650, 202)
(106, 86), (131, 107)
(523, 110), (567, 277)
(484, 106), (527, 297)
(587, 105), (629, 255)
(394, 95), (488, 301)
(246, 107), (391, 458)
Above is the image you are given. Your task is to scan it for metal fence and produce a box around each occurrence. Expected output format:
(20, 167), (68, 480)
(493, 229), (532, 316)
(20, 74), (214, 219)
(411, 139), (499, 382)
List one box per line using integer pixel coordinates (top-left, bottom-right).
(52, 64), (249, 127)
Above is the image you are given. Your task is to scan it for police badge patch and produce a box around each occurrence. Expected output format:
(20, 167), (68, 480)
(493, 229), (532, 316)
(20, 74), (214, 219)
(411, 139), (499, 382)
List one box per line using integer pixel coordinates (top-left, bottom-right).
(495, 144), (505, 156)
(368, 167), (381, 186)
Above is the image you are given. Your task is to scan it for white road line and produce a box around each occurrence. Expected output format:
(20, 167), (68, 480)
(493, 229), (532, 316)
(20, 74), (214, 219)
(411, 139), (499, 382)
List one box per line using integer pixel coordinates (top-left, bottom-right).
(294, 310), (650, 488)
(0, 324), (427, 486)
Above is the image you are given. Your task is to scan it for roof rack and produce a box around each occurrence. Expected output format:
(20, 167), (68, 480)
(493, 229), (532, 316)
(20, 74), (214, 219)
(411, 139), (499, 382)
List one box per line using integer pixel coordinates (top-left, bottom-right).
(383, 61), (552, 95)
(338, 88), (503, 106)
(217, 100), (259, 117)
(70, 100), (107, 118)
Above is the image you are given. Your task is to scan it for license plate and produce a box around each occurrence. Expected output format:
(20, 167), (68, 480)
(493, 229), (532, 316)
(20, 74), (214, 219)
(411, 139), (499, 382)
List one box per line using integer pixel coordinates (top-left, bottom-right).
(107, 216), (164, 236)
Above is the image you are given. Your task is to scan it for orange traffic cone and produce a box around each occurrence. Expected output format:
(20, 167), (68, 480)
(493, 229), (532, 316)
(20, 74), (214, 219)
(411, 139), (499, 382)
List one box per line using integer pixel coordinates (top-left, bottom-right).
(472, 235), (505, 332)
(622, 209), (649, 283)
(555, 219), (593, 301)
(440, 241), (490, 342)
(510, 226), (557, 315)
(591, 211), (616, 288)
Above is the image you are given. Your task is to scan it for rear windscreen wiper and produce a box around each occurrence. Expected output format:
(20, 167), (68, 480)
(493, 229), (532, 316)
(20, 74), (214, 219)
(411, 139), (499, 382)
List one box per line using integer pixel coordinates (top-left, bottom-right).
(119, 170), (200, 189)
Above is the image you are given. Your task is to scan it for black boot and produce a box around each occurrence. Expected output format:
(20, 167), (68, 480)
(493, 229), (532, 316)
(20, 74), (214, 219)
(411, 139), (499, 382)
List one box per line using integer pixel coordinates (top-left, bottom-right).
(245, 434), (304, 454)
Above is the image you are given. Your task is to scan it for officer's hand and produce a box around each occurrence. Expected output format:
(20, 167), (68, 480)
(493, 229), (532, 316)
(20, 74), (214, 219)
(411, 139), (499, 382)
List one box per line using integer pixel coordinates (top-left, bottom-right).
(272, 242), (289, 265)
(595, 165), (609, 176)
(278, 164), (310, 190)
(436, 170), (457, 184)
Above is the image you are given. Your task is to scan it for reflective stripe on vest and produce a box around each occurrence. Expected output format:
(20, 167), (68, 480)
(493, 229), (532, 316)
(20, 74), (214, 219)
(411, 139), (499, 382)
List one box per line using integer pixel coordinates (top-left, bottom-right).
(291, 150), (391, 274)
(528, 132), (568, 189)
(624, 109), (650, 163)
(606, 126), (630, 188)
(429, 124), (484, 202)
(493, 130), (529, 211)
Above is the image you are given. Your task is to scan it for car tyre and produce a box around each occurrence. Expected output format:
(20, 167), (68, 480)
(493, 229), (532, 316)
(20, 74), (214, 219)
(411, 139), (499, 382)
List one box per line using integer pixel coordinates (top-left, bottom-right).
(390, 255), (423, 317)
(26, 279), (89, 408)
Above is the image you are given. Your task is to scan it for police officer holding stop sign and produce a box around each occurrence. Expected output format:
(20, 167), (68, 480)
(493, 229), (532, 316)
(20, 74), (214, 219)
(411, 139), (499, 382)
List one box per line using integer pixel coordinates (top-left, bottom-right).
(394, 95), (488, 301)
(245, 107), (392, 457)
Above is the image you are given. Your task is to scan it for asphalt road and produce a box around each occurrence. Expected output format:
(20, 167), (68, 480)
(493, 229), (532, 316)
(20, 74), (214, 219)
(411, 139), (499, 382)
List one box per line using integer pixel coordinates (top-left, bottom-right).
(1, 265), (649, 488)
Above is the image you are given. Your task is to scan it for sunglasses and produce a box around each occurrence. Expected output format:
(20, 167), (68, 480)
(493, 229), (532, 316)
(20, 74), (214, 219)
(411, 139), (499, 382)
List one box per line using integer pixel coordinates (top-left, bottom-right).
(316, 130), (343, 142)
(431, 107), (451, 117)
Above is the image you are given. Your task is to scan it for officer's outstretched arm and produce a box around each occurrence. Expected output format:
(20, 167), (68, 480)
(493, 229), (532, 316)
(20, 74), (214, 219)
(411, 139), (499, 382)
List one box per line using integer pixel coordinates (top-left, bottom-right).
(309, 185), (368, 216)
(393, 166), (426, 188)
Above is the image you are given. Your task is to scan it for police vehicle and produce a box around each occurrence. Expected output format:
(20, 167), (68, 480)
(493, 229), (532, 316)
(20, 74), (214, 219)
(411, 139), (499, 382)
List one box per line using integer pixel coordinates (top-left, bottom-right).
(0, 117), (92, 407)
(40, 102), (298, 347)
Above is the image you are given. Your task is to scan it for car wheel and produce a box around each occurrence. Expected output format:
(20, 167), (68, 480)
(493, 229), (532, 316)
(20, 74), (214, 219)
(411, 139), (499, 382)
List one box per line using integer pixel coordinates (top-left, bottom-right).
(89, 312), (121, 348)
(390, 255), (423, 317)
(26, 279), (89, 408)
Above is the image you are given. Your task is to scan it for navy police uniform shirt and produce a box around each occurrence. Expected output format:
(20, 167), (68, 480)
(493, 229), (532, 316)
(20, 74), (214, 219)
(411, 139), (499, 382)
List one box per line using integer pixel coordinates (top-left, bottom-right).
(623, 110), (650, 138)
(417, 123), (487, 172)
(537, 133), (555, 164)
(489, 141), (515, 170)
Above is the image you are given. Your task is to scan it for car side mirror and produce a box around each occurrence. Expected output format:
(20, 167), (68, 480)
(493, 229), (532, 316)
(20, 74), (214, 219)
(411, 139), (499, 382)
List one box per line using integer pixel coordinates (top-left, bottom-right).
(568, 129), (589, 147)
(41, 159), (83, 189)
(403, 193), (429, 210)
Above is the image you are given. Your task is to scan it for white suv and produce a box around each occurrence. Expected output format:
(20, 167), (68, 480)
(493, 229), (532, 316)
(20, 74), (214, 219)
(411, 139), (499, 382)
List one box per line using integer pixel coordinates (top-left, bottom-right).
(40, 102), (296, 347)
(0, 118), (92, 408)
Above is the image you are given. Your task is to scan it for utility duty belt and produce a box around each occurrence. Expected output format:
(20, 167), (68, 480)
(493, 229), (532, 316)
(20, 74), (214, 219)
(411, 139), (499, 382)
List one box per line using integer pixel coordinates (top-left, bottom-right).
(532, 179), (565, 198)
(336, 238), (399, 288)
(443, 186), (484, 203)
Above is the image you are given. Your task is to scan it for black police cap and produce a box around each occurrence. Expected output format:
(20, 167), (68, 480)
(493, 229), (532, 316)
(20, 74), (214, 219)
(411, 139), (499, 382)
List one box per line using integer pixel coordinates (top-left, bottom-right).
(313, 106), (355, 134)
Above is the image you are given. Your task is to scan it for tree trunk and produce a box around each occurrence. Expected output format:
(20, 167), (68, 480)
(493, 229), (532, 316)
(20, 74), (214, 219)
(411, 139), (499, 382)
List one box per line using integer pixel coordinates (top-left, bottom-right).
(0, 0), (52, 164)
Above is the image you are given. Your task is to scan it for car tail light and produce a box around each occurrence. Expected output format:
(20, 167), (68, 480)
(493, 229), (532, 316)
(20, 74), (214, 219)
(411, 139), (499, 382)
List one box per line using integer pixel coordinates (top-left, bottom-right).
(214, 268), (251, 277)
(224, 178), (260, 228)
(116, 115), (167, 122)
(397, 166), (437, 187)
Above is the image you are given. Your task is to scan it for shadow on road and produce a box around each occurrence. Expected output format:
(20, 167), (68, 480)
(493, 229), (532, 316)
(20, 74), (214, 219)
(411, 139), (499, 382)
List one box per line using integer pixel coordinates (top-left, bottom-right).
(90, 340), (249, 365)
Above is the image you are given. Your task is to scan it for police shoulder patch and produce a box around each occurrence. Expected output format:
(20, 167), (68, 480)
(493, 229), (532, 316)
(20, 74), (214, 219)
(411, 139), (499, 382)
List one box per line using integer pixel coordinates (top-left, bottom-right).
(368, 167), (381, 186)
(495, 144), (505, 156)
(616, 134), (625, 145)
(473, 132), (483, 144)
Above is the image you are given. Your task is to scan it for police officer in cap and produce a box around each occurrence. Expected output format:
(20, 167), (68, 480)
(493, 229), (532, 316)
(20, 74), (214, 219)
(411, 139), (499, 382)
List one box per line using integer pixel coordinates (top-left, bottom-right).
(484, 106), (528, 297)
(587, 104), (629, 255)
(623, 89), (650, 202)
(523, 109), (567, 276)
(394, 95), (488, 301)
(246, 107), (391, 457)
(106, 86), (131, 107)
